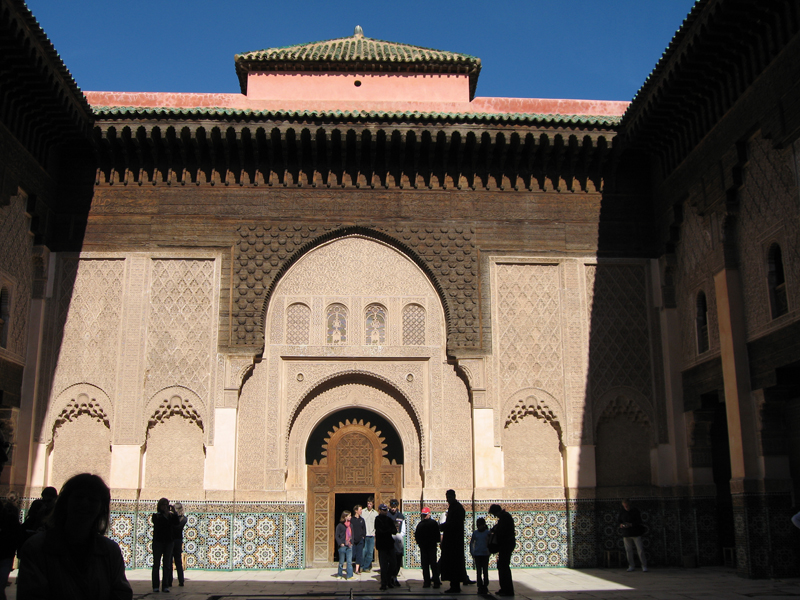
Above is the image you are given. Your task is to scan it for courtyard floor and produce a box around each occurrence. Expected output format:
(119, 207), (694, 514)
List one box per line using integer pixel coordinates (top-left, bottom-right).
(7, 566), (800, 599)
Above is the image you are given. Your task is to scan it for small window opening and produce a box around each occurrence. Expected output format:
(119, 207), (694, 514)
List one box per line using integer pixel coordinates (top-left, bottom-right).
(768, 243), (788, 319)
(696, 291), (709, 354)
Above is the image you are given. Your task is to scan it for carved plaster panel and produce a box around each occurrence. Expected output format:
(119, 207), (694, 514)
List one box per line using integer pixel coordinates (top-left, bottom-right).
(492, 261), (565, 445)
(0, 194), (33, 361)
(586, 264), (654, 420)
(233, 226), (476, 349)
(236, 357), (269, 490)
(284, 361), (425, 432)
(675, 204), (719, 368)
(737, 136), (800, 338)
(144, 259), (217, 410)
(440, 365), (472, 489)
(49, 259), (125, 405)
(287, 382), (422, 490)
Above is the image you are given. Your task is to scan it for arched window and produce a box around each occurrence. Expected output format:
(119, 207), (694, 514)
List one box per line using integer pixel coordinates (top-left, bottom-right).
(286, 303), (310, 345)
(364, 304), (386, 345)
(768, 243), (788, 318)
(696, 291), (709, 354)
(402, 304), (425, 345)
(326, 304), (348, 345)
(0, 286), (10, 349)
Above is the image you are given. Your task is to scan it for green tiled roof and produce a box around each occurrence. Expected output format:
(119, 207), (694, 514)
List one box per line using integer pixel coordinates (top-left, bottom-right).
(234, 29), (482, 99)
(91, 105), (621, 127)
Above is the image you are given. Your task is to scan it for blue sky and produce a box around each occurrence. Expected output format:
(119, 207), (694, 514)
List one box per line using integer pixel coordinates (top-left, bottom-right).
(27, 0), (696, 101)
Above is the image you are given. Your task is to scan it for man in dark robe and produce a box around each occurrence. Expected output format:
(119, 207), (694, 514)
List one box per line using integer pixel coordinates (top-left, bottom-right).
(489, 503), (516, 595)
(374, 503), (398, 590)
(439, 489), (466, 593)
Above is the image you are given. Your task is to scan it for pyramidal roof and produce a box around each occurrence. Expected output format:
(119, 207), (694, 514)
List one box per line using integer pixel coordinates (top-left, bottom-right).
(235, 26), (482, 99)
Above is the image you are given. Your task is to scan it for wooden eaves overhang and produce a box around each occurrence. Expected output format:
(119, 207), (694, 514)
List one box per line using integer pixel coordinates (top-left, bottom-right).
(0, 0), (93, 169)
(91, 107), (621, 194)
(619, 0), (800, 179)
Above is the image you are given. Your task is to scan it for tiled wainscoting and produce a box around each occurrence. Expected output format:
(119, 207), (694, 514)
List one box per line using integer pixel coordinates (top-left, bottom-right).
(405, 498), (731, 570)
(9, 495), (797, 575)
(107, 500), (306, 570)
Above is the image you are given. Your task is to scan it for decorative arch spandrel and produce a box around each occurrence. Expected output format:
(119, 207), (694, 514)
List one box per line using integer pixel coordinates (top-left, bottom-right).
(287, 381), (422, 492)
(43, 383), (113, 445)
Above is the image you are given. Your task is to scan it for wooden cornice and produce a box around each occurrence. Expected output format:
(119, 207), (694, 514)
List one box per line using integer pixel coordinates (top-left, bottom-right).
(620, 0), (800, 177)
(92, 121), (617, 194)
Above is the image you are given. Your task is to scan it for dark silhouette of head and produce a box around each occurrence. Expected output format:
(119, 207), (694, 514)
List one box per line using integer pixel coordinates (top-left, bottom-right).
(51, 473), (111, 535)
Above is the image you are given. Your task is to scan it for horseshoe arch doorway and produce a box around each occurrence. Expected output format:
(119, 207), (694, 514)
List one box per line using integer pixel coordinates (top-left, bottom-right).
(306, 409), (403, 566)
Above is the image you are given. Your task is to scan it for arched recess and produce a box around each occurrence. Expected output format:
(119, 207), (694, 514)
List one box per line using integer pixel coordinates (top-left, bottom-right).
(143, 386), (206, 492)
(594, 387), (655, 489)
(501, 388), (565, 493)
(48, 386), (112, 489)
(592, 386), (656, 437)
(143, 385), (206, 444)
(287, 378), (423, 491)
(258, 227), (453, 352)
(44, 383), (113, 445)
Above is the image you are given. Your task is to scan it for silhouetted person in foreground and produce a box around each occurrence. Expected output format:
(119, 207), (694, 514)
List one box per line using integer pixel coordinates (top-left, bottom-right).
(414, 506), (441, 588)
(16, 473), (132, 600)
(489, 504), (516, 596)
(21, 487), (57, 545)
(0, 496), (21, 600)
(619, 499), (648, 572)
(439, 489), (466, 593)
(152, 498), (179, 592)
(374, 503), (397, 590)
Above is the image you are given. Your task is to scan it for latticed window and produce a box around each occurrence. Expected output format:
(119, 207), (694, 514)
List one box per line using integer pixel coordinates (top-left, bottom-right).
(286, 303), (310, 345)
(768, 243), (788, 319)
(696, 291), (709, 354)
(402, 303), (425, 345)
(326, 304), (348, 345)
(365, 304), (386, 345)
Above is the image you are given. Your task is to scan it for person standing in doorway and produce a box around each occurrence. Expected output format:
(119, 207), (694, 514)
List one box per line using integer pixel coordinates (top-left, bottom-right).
(351, 504), (366, 575)
(488, 504), (516, 596)
(618, 499), (648, 572)
(374, 504), (397, 590)
(335, 510), (354, 579)
(439, 489), (466, 594)
(361, 497), (378, 572)
(414, 507), (441, 588)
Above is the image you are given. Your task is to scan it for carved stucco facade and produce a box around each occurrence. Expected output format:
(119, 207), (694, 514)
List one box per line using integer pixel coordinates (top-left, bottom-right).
(26, 233), (659, 504)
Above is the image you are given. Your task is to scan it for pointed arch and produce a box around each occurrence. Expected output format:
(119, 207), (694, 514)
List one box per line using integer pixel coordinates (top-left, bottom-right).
(258, 227), (452, 351)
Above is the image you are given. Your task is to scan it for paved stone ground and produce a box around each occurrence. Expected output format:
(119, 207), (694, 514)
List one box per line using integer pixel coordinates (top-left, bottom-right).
(7, 566), (800, 599)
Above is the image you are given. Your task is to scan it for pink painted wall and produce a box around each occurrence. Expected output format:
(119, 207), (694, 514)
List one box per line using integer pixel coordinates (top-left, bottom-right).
(246, 72), (470, 103)
(86, 90), (628, 117)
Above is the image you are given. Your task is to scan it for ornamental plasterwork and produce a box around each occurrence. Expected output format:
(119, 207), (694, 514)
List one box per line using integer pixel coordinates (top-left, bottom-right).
(286, 382), (423, 490)
(49, 258), (125, 404)
(44, 383), (114, 445)
(0, 194), (33, 361)
(737, 137), (800, 338)
(273, 236), (438, 299)
(284, 361), (425, 441)
(586, 263), (653, 414)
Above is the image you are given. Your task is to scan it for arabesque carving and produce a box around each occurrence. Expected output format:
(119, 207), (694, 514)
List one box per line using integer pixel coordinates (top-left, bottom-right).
(287, 382), (422, 489)
(234, 227), (476, 350)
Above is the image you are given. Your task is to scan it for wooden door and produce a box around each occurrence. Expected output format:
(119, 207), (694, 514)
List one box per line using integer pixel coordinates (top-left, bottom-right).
(307, 420), (402, 566)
